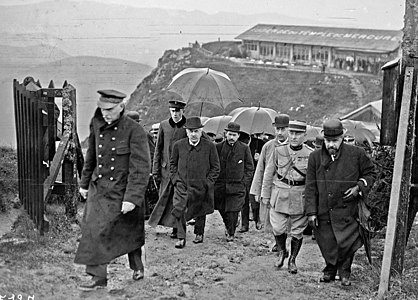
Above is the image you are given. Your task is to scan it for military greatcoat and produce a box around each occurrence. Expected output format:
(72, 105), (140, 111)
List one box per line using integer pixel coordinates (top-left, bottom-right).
(305, 143), (376, 266)
(74, 109), (151, 266)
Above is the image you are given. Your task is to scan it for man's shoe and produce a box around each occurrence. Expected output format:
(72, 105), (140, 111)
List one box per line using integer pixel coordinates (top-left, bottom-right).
(226, 235), (234, 242)
(341, 277), (351, 286)
(193, 235), (204, 244)
(79, 278), (107, 291)
(132, 270), (144, 281)
(175, 239), (186, 249)
(319, 274), (336, 283)
(238, 226), (249, 233)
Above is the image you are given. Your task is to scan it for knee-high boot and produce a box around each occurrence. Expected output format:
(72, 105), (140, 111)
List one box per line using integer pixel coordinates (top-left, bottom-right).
(274, 234), (287, 268)
(252, 207), (262, 230)
(288, 237), (303, 274)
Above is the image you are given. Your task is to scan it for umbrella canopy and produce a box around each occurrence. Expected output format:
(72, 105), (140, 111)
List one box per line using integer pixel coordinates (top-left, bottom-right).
(166, 68), (242, 112)
(203, 115), (232, 139)
(229, 106), (278, 135)
(341, 119), (376, 146)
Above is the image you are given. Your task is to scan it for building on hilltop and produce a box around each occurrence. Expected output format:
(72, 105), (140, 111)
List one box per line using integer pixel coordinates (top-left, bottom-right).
(235, 24), (402, 74)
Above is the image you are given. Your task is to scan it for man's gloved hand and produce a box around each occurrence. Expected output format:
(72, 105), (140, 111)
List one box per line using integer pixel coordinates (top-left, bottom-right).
(343, 185), (360, 202)
(254, 195), (261, 203)
(308, 215), (318, 229)
(171, 207), (183, 218)
(121, 201), (136, 214)
(79, 187), (88, 199)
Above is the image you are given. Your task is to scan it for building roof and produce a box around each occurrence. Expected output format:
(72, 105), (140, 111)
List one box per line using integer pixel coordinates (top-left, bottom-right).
(236, 24), (402, 53)
(340, 99), (382, 122)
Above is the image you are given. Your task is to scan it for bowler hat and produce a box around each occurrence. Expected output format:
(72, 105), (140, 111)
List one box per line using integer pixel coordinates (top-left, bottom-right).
(322, 119), (346, 138)
(312, 134), (324, 148)
(126, 111), (141, 122)
(289, 120), (307, 132)
(225, 122), (241, 133)
(273, 114), (290, 128)
(97, 89), (126, 109)
(184, 116), (204, 129)
(169, 100), (186, 109)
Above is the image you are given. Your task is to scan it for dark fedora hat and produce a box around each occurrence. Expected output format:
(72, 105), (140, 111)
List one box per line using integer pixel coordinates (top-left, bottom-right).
(321, 119), (346, 138)
(312, 134), (324, 148)
(184, 116), (204, 129)
(273, 114), (290, 128)
(225, 122), (241, 133)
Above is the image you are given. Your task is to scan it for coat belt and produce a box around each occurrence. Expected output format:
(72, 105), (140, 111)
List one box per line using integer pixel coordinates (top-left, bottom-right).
(277, 175), (305, 186)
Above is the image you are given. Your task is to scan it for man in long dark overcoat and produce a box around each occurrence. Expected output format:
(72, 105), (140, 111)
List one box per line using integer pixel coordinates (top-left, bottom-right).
(169, 116), (220, 248)
(305, 119), (376, 286)
(214, 122), (254, 242)
(148, 100), (187, 236)
(75, 90), (151, 290)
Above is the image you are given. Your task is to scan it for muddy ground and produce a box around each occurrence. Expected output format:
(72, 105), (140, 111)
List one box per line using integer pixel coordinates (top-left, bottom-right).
(0, 202), (380, 300)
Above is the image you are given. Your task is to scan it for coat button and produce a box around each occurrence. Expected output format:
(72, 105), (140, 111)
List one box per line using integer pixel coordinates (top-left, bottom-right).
(98, 174), (102, 178)
(112, 147), (116, 151)
(99, 134), (103, 138)
(114, 127), (118, 130)
(98, 154), (102, 158)
(327, 220), (331, 224)
(329, 208), (333, 212)
(110, 167), (115, 170)
(328, 192), (332, 197)
(112, 137), (116, 141)
(99, 164), (103, 168)
(111, 158), (115, 161)
(110, 177), (114, 181)
(99, 144), (103, 148)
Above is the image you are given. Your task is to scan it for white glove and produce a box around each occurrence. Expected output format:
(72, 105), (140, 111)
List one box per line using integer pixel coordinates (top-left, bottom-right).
(79, 187), (88, 199)
(121, 201), (136, 214)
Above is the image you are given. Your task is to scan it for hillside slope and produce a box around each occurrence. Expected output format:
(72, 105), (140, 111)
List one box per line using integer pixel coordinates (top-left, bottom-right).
(127, 48), (382, 128)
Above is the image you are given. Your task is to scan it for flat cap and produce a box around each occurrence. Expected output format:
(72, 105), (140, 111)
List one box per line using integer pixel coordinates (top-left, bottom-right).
(289, 120), (307, 132)
(97, 89), (126, 109)
(169, 100), (186, 109)
(273, 114), (290, 128)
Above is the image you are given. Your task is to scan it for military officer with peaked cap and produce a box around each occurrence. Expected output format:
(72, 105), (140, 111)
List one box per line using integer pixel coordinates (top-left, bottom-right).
(148, 99), (188, 235)
(75, 90), (151, 290)
(261, 120), (312, 274)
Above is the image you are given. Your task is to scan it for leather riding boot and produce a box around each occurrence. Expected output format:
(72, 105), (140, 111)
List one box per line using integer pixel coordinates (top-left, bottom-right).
(274, 234), (287, 268)
(253, 208), (263, 230)
(288, 237), (303, 274)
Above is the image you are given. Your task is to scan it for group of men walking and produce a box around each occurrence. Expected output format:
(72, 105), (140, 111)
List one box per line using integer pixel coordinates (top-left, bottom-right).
(74, 90), (377, 290)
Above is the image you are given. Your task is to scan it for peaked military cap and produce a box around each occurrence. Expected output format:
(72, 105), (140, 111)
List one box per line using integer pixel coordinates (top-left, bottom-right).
(273, 114), (290, 128)
(289, 120), (307, 132)
(169, 99), (186, 109)
(97, 89), (126, 109)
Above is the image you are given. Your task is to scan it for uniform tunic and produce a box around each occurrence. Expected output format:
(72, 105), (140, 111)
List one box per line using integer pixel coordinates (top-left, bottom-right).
(74, 109), (151, 266)
(305, 143), (376, 267)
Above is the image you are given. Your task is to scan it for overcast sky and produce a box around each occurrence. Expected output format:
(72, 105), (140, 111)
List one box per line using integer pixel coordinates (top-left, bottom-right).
(0, 0), (406, 29)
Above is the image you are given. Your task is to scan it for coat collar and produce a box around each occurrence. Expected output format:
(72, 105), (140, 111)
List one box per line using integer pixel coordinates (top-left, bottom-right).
(187, 139), (202, 151)
(93, 107), (125, 129)
(169, 116), (186, 128)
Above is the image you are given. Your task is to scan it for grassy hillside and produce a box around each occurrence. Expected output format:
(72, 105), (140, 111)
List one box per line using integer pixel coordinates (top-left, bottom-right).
(127, 47), (382, 128)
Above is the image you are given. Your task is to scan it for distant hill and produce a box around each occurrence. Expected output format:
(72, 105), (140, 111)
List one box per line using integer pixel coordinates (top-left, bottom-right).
(127, 47), (382, 128)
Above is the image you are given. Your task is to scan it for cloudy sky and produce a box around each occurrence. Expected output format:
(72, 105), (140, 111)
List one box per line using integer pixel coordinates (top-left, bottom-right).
(0, 0), (406, 29)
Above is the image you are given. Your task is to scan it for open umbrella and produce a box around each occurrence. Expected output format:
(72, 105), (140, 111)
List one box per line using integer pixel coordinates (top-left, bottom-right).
(229, 106), (278, 135)
(166, 68), (242, 114)
(341, 120), (376, 146)
(203, 115), (232, 139)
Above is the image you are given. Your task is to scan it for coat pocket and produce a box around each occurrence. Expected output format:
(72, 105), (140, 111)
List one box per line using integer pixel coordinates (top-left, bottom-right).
(116, 146), (130, 155)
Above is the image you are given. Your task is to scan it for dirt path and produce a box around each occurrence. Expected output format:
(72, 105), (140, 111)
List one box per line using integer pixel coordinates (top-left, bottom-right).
(0, 205), (374, 300)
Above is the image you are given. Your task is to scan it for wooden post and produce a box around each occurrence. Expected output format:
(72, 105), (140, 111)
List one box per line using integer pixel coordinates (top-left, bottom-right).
(377, 67), (416, 298)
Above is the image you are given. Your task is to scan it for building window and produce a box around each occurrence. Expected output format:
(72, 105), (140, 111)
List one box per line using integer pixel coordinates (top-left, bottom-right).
(244, 40), (258, 51)
(276, 44), (291, 59)
(293, 45), (309, 61)
(260, 43), (274, 57)
(312, 47), (329, 63)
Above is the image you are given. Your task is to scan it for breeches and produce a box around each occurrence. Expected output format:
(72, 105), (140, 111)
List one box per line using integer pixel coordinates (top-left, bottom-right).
(270, 210), (307, 238)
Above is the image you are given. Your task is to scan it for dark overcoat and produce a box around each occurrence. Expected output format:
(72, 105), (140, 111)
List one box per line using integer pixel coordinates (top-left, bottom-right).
(214, 140), (254, 212)
(170, 138), (220, 220)
(74, 109), (151, 266)
(305, 143), (376, 265)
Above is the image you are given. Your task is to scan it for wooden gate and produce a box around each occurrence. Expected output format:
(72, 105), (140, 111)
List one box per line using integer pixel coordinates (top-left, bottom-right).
(13, 77), (84, 234)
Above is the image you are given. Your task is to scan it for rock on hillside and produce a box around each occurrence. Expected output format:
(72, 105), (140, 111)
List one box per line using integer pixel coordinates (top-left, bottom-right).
(127, 47), (383, 128)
